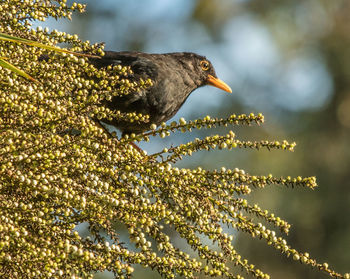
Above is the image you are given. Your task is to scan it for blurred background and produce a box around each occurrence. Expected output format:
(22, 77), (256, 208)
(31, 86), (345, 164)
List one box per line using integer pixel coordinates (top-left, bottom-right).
(37, 0), (350, 278)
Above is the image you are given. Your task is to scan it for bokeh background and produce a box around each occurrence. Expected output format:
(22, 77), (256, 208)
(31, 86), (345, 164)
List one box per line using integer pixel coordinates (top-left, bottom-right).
(36, 0), (350, 278)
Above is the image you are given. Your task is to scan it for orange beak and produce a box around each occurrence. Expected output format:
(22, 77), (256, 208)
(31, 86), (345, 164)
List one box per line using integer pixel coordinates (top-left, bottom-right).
(207, 74), (232, 93)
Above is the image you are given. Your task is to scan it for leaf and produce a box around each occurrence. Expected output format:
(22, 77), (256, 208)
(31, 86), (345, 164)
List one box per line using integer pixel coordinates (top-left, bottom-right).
(0, 32), (100, 58)
(0, 32), (101, 82)
(0, 57), (37, 82)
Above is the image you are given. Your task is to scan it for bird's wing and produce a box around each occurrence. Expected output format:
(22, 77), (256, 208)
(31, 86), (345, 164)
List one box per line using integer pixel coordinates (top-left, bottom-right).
(90, 51), (161, 117)
(90, 51), (159, 81)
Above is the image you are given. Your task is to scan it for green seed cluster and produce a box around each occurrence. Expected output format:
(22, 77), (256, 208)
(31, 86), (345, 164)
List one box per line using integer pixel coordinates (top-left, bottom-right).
(0, 1), (348, 279)
(144, 113), (264, 137)
(147, 128), (297, 163)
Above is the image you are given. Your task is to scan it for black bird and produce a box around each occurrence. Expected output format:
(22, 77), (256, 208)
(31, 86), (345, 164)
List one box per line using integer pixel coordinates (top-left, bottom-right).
(91, 51), (232, 135)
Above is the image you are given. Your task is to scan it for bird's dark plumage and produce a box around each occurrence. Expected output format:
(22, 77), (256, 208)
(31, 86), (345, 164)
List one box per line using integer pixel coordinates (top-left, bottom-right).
(91, 51), (232, 135)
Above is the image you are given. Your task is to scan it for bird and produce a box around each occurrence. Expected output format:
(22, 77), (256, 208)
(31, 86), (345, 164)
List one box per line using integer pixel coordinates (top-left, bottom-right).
(90, 51), (232, 136)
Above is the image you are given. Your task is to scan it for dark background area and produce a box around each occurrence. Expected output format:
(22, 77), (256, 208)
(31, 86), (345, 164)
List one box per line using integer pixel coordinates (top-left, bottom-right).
(36, 0), (350, 278)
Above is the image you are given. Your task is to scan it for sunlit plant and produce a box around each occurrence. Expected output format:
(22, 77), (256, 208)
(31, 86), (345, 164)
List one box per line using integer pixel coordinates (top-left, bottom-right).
(0, 1), (348, 279)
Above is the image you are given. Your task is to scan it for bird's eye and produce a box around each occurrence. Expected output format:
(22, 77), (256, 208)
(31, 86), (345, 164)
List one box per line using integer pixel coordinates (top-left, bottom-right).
(200, 60), (210, 71)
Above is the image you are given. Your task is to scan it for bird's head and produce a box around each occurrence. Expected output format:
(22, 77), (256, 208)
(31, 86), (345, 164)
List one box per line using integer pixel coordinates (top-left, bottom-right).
(171, 52), (232, 93)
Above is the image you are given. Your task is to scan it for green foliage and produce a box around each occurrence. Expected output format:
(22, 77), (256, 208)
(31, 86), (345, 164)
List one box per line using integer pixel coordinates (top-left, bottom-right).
(0, 31), (100, 81)
(0, 1), (348, 279)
